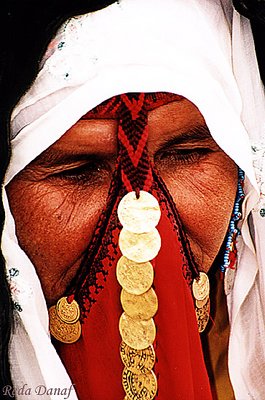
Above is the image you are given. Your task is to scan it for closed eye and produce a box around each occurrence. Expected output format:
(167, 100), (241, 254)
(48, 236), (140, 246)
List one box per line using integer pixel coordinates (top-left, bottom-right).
(154, 147), (213, 167)
(154, 125), (218, 168)
(47, 157), (114, 186)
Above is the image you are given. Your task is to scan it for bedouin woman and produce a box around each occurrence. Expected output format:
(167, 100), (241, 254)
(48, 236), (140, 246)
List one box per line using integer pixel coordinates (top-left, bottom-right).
(1, 0), (265, 399)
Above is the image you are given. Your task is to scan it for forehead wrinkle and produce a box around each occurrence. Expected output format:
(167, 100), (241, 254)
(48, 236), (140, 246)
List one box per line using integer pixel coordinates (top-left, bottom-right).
(30, 118), (118, 168)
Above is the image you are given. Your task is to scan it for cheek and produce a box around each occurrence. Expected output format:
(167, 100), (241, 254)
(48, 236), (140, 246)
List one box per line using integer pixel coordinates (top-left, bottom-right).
(158, 154), (238, 271)
(7, 179), (110, 304)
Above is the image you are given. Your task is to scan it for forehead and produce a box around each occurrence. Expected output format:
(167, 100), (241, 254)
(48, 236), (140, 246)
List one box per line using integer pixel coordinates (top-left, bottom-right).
(148, 98), (205, 134)
(81, 92), (184, 119)
(48, 97), (209, 154)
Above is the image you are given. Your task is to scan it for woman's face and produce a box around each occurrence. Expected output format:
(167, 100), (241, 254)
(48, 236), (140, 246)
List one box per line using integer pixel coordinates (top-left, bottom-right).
(7, 98), (238, 305)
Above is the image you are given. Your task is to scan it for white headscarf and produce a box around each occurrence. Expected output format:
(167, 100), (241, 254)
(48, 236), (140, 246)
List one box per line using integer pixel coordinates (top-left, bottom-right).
(2, 0), (265, 398)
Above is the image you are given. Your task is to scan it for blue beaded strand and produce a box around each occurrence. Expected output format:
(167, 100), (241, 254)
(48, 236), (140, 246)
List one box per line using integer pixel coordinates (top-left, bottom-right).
(220, 168), (245, 273)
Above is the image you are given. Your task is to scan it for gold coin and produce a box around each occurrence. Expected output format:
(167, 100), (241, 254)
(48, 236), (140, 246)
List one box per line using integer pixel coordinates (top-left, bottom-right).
(122, 367), (157, 400)
(116, 256), (154, 295)
(49, 306), (81, 344)
(195, 296), (209, 309)
(195, 298), (210, 333)
(192, 272), (210, 301)
(119, 313), (156, 350)
(120, 341), (155, 374)
(119, 228), (161, 263)
(121, 288), (158, 320)
(56, 297), (80, 324)
(117, 191), (161, 234)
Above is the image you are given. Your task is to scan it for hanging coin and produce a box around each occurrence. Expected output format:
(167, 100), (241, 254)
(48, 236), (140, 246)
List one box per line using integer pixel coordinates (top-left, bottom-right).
(117, 190), (161, 234)
(120, 288), (158, 320)
(56, 297), (80, 324)
(195, 298), (210, 333)
(195, 296), (209, 309)
(119, 228), (161, 263)
(224, 267), (236, 295)
(49, 306), (81, 344)
(116, 256), (154, 295)
(122, 368), (157, 400)
(119, 312), (156, 350)
(120, 342), (155, 374)
(192, 272), (210, 301)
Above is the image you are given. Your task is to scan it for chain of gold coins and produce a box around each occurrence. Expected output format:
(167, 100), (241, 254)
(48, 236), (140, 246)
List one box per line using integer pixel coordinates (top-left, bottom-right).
(192, 272), (210, 333)
(117, 190), (161, 400)
(48, 296), (81, 343)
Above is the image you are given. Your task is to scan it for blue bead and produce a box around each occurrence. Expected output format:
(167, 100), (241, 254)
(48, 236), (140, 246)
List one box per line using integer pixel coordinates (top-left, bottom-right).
(220, 168), (244, 272)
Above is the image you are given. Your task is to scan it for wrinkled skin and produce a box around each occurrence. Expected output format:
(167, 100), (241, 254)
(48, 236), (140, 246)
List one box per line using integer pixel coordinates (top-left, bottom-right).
(7, 99), (238, 305)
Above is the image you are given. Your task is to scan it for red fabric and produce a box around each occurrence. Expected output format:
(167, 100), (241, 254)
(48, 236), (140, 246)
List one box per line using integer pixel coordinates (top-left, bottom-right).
(154, 202), (210, 399)
(53, 93), (212, 399)
(55, 196), (212, 399)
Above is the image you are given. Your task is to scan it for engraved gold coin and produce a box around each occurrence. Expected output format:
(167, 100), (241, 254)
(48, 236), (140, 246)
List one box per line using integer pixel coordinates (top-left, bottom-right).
(192, 272), (210, 301)
(119, 228), (161, 263)
(122, 367), (157, 400)
(49, 306), (81, 344)
(117, 191), (161, 234)
(195, 298), (210, 333)
(119, 312), (156, 350)
(195, 296), (209, 309)
(120, 342), (155, 374)
(116, 256), (154, 295)
(121, 288), (158, 320)
(56, 297), (80, 324)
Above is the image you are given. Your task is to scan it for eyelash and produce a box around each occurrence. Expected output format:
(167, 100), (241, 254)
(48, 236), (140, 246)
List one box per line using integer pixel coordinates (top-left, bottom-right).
(154, 147), (212, 166)
(49, 146), (211, 184)
(50, 161), (111, 185)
